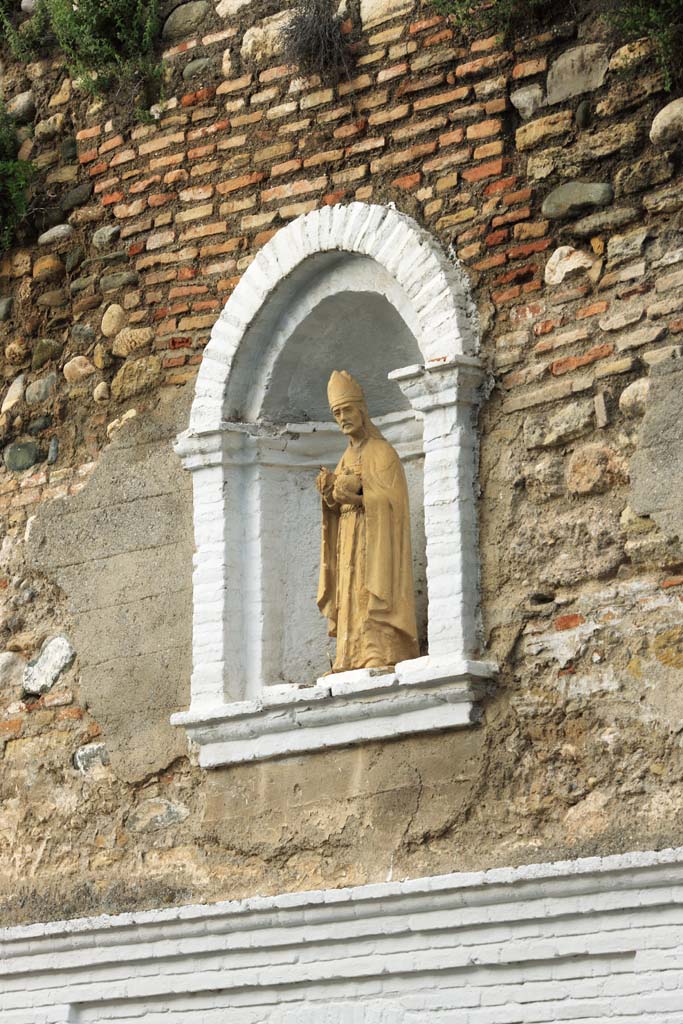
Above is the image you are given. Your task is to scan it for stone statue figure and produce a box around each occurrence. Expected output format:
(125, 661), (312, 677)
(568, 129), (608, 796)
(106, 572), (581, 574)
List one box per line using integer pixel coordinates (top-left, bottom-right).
(316, 370), (419, 673)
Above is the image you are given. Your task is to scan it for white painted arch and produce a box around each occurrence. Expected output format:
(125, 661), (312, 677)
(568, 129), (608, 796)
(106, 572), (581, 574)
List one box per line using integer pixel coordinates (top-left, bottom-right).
(173, 203), (495, 767)
(189, 202), (480, 432)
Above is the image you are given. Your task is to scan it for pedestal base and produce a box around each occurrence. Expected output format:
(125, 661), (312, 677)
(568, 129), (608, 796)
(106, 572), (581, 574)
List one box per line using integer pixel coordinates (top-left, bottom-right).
(171, 657), (496, 767)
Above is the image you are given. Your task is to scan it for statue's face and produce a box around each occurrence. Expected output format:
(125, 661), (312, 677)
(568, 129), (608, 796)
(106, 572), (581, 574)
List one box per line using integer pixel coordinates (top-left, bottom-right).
(332, 402), (365, 440)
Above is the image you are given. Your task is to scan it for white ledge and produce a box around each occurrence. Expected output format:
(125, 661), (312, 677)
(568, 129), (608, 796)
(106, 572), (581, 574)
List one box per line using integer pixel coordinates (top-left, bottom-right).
(171, 657), (495, 767)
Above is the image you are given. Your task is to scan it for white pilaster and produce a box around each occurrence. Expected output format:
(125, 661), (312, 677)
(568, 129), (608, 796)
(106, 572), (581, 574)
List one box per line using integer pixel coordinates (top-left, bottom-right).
(391, 358), (487, 665)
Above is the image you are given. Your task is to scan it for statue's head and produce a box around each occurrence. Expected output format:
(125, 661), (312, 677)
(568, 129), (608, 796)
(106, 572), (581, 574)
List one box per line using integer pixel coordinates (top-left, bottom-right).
(327, 371), (382, 442)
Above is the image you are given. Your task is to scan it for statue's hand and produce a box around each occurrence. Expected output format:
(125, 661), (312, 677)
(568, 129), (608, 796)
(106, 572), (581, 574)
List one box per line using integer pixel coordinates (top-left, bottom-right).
(333, 473), (363, 505)
(316, 467), (335, 497)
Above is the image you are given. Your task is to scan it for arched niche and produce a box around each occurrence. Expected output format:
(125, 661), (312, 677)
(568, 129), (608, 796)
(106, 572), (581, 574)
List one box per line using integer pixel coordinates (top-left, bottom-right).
(173, 203), (496, 767)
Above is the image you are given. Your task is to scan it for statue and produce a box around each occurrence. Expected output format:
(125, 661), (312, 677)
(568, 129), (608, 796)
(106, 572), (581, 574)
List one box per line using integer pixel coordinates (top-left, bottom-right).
(316, 370), (419, 673)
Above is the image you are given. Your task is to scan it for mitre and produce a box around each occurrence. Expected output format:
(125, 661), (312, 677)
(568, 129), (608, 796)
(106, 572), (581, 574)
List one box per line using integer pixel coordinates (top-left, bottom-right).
(327, 370), (364, 408)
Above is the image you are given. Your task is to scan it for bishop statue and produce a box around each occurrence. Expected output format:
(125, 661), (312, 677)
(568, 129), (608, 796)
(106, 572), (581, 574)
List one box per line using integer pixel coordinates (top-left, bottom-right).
(316, 370), (419, 673)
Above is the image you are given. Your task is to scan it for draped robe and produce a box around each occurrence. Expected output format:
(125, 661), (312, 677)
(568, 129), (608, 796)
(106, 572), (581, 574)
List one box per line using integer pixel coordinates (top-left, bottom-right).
(317, 436), (419, 672)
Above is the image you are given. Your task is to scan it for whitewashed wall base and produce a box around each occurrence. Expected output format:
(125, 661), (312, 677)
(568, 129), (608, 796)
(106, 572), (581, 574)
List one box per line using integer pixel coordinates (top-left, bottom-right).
(172, 658), (494, 766)
(3, 848), (683, 1023)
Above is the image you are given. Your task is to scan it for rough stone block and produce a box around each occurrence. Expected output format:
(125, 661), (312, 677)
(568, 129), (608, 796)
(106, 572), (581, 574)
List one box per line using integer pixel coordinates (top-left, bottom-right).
(546, 45), (609, 105)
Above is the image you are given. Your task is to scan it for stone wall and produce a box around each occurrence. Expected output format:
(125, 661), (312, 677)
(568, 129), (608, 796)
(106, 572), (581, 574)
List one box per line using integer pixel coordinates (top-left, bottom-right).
(0, 0), (682, 926)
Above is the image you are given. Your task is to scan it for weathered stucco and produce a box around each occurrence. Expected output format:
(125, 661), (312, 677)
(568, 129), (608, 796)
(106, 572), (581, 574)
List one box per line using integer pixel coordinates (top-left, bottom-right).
(26, 390), (193, 782)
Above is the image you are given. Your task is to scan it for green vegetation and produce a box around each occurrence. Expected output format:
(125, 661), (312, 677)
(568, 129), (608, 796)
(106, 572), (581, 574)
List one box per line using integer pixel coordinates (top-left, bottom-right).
(0, 0), (50, 59)
(432, 0), (554, 39)
(47, 0), (161, 96)
(0, 103), (33, 254)
(611, 0), (683, 91)
(433, 0), (682, 90)
(0, 0), (162, 96)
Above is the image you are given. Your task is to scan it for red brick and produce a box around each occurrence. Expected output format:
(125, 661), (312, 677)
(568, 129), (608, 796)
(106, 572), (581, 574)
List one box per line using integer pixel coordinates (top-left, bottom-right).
(515, 220), (549, 241)
(473, 253), (506, 271)
(461, 158), (504, 182)
(271, 158), (303, 177)
(554, 613), (586, 631)
(323, 188), (347, 206)
(130, 176), (162, 196)
(77, 125), (101, 141)
(57, 706), (83, 721)
(439, 127), (465, 147)
(504, 187), (533, 206)
(492, 285), (521, 304)
(187, 119), (230, 143)
(484, 175), (517, 195)
(494, 262), (538, 286)
(392, 171), (421, 190)
(506, 238), (551, 259)
(371, 140), (437, 173)
(114, 199), (146, 219)
(0, 718), (23, 738)
(88, 161), (109, 177)
(163, 353), (187, 369)
(165, 169), (189, 185)
(99, 133), (125, 155)
(139, 132), (185, 158)
(101, 190), (125, 206)
(485, 96), (508, 115)
(346, 136), (385, 157)
(662, 576), (683, 589)
(534, 318), (562, 337)
(369, 103), (410, 127)
(409, 15), (443, 33)
(254, 228), (279, 247)
(377, 62), (409, 84)
(333, 118), (368, 140)
(577, 300), (609, 320)
(398, 72), (446, 97)
(179, 184), (214, 202)
(216, 171), (265, 195)
(471, 35), (501, 54)
(413, 86), (469, 111)
(148, 192), (177, 207)
(492, 206), (530, 228)
(455, 53), (509, 78)
(551, 343), (614, 377)
(467, 118), (501, 140)
(512, 57), (547, 79)
(187, 143), (216, 161)
(179, 221), (226, 241)
(262, 176), (327, 202)
(473, 140), (503, 160)
(79, 148), (98, 164)
(181, 86), (216, 107)
(428, 28), (456, 46)
(485, 228), (509, 247)
(303, 148), (344, 168)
